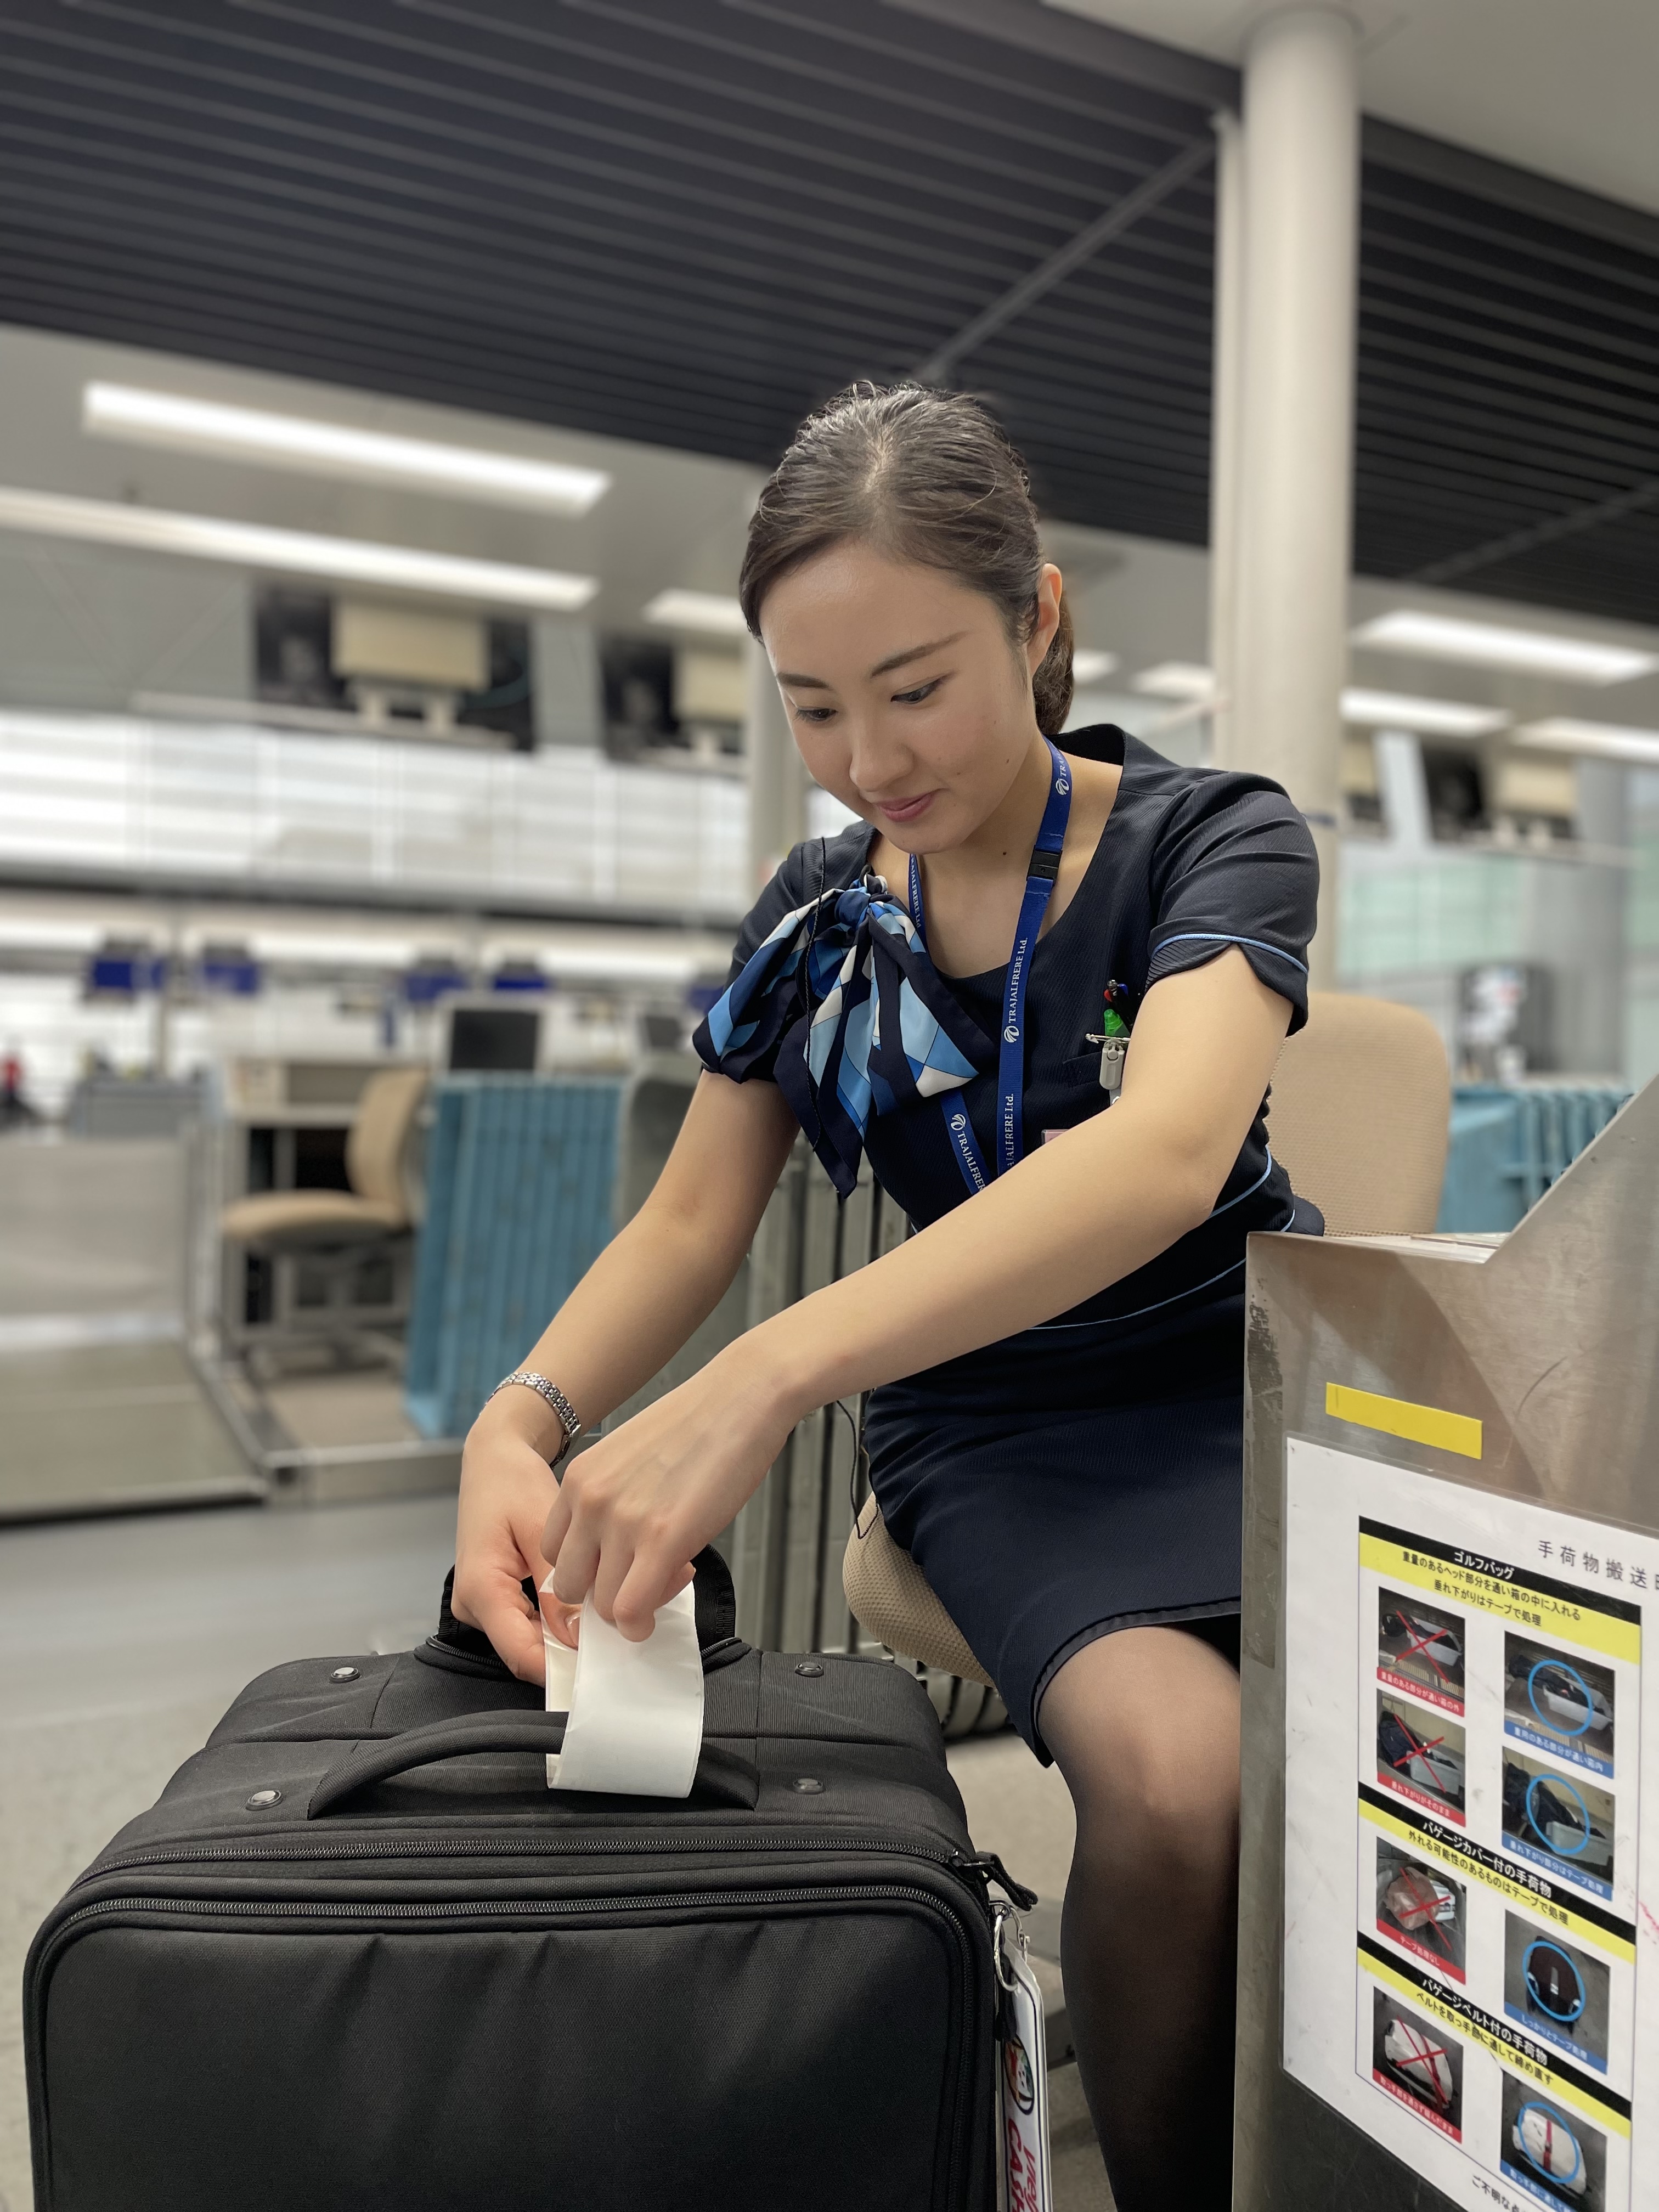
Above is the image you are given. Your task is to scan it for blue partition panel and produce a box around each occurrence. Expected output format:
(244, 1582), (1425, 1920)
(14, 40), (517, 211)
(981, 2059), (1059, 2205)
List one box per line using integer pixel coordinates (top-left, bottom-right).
(1437, 1084), (1632, 1234)
(404, 1076), (625, 1440)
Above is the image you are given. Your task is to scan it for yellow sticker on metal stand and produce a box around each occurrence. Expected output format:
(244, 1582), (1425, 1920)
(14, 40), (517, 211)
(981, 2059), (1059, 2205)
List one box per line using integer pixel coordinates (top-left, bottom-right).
(1327, 1382), (1483, 1461)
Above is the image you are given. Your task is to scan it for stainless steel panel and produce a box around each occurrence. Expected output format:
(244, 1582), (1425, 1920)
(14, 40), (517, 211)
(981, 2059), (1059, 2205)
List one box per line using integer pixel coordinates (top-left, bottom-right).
(1235, 1077), (1659, 2209)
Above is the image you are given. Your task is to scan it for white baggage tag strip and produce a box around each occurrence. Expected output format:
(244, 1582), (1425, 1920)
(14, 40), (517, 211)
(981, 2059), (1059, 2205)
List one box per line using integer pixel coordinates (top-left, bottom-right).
(996, 1908), (1054, 2212)
(540, 1576), (704, 1798)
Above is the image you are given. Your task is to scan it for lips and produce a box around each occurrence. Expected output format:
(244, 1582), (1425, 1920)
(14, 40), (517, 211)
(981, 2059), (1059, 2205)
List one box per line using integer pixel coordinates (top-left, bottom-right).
(875, 791), (936, 825)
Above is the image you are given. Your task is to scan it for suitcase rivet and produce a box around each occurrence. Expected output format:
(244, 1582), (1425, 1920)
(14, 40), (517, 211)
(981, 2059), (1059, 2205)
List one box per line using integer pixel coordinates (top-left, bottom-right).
(792, 1777), (825, 1793)
(245, 1788), (284, 1810)
(794, 1662), (824, 1678)
(329, 1666), (361, 1683)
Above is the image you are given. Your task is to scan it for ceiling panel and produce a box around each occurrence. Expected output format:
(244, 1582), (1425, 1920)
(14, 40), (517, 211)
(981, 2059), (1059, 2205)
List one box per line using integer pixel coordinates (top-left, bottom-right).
(0, 0), (1654, 624)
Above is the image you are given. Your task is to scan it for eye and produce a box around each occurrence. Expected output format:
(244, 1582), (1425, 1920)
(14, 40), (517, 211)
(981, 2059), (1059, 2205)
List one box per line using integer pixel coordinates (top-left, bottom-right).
(892, 677), (943, 706)
(792, 704), (837, 725)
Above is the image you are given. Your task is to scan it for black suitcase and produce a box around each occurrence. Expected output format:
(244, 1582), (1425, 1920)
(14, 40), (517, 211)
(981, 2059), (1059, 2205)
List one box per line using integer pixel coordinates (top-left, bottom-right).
(25, 1553), (1030, 2212)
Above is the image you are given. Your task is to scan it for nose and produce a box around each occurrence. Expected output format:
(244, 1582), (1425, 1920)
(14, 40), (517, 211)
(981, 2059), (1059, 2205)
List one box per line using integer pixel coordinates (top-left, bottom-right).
(845, 717), (911, 799)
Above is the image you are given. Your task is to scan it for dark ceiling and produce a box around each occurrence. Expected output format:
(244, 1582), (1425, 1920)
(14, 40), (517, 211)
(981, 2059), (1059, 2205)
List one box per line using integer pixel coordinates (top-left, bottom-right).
(1, 0), (1655, 625)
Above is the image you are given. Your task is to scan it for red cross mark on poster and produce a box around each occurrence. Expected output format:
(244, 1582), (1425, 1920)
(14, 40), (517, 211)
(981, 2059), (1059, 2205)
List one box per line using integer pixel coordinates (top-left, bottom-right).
(1387, 1724), (1447, 1771)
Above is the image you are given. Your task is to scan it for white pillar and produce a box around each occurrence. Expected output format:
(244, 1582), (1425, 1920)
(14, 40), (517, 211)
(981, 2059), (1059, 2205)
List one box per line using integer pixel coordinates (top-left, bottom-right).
(1373, 729), (1434, 855)
(1229, 5), (1360, 990)
(744, 635), (806, 892)
(1206, 108), (1245, 772)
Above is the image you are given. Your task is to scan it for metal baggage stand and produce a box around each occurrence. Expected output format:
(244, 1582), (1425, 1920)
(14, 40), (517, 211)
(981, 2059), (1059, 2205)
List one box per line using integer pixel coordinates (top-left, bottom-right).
(1236, 1076), (1658, 2212)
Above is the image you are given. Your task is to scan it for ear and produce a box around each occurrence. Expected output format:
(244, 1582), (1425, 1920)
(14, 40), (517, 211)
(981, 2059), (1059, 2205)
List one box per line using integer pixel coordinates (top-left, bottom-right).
(1025, 564), (1063, 673)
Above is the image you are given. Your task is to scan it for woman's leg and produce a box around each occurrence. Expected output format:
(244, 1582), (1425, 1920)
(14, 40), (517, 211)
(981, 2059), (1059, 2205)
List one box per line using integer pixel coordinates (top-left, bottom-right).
(1038, 1624), (1242, 2211)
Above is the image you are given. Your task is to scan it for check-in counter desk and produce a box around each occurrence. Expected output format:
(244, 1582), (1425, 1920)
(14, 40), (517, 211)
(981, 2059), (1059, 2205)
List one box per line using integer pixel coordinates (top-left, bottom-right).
(1237, 1077), (1658, 2212)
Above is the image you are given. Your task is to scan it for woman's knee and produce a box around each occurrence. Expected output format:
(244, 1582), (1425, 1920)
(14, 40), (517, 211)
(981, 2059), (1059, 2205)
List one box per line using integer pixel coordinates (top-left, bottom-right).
(1042, 1626), (1242, 1857)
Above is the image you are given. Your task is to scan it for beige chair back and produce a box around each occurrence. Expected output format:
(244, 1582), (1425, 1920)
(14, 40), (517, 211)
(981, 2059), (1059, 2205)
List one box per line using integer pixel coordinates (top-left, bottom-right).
(843, 1495), (995, 1687)
(1267, 990), (1451, 1237)
(345, 1067), (428, 1219)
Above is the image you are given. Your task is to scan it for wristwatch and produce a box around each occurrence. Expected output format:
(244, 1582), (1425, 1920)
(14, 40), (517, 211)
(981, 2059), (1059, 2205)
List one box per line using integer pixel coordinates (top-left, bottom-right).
(486, 1370), (583, 1460)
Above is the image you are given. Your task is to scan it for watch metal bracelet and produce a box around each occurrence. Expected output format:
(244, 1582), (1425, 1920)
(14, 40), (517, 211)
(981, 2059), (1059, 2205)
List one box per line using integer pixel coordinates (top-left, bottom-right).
(488, 1370), (584, 1458)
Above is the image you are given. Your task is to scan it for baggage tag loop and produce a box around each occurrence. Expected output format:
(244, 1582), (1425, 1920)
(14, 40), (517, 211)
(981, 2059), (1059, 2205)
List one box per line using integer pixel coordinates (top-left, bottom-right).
(993, 1904), (1053, 2212)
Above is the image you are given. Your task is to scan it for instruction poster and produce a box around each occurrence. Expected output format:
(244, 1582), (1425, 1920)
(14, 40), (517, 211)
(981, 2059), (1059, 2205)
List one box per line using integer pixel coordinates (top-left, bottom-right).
(1283, 1442), (1659, 2212)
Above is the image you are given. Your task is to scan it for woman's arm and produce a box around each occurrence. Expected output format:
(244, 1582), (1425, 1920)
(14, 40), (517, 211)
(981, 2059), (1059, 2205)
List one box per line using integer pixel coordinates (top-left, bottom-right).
(544, 948), (1293, 1635)
(452, 1070), (799, 1678)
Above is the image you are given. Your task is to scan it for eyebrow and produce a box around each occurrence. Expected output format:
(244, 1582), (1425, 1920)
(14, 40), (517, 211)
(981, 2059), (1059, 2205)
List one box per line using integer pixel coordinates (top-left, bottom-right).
(777, 631), (968, 690)
(870, 631), (966, 678)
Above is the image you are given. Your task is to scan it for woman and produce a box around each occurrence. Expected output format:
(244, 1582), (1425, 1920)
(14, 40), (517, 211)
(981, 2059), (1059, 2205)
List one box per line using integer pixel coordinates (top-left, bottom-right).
(455, 383), (1319, 2208)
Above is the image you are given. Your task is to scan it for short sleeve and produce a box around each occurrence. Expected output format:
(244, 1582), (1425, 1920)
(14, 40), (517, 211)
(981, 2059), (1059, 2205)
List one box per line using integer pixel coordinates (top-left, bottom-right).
(718, 844), (817, 992)
(1143, 771), (1319, 1031)
(693, 826), (869, 1083)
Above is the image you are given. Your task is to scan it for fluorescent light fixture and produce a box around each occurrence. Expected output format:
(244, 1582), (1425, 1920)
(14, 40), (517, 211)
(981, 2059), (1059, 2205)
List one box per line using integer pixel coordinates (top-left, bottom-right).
(248, 930), (425, 968)
(83, 382), (610, 515)
(1352, 609), (1657, 685)
(642, 589), (749, 636)
(1131, 662), (1215, 701)
(1340, 688), (1510, 737)
(0, 487), (597, 610)
(1071, 648), (1118, 686)
(1513, 718), (1659, 766)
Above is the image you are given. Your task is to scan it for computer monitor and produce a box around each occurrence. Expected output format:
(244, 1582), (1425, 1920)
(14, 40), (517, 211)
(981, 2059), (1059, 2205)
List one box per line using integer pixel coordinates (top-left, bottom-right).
(445, 1001), (541, 1074)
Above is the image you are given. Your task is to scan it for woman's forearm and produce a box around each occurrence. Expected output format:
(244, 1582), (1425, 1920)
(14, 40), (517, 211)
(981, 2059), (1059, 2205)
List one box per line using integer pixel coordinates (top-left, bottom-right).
(494, 1200), (757, 1452)
(754, 1092), (1209, 1419)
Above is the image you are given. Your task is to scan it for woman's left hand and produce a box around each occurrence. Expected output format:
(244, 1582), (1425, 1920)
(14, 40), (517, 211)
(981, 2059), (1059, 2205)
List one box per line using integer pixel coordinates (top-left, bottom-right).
(541, 1336), (801, 1639)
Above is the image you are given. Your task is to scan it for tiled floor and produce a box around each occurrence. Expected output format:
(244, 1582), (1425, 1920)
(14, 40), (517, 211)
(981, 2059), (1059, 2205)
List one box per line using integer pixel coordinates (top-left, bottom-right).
(0, 1135), (183, 1333)
(0, 1340), (260, 1520)
(0, 1494), (1107, 2211)
(0, 1131), (258, 1521)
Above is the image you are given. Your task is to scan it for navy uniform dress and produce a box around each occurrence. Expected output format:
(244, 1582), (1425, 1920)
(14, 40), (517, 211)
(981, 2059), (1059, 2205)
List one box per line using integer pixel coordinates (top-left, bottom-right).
(697, 727), (1321, 1756)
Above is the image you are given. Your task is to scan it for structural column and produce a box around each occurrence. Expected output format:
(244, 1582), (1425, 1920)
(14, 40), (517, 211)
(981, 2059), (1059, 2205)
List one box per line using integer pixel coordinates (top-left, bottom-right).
(1220, 5), (1361, 989)
(1206, 108), (1245, 774)
(744, 635), (806, 892)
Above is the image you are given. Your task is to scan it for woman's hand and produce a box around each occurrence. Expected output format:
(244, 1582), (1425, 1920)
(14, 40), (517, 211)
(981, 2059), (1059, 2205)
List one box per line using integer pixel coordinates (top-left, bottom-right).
(453, 1401), (580, 1683)
(542, 1338), (802, 1640)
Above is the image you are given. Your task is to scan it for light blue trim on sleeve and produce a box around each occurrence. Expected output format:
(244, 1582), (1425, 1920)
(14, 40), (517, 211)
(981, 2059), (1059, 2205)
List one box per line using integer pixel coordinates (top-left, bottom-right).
(1029, 1256), (1248, 1330)
(1206, 1147), (1276, 1220)
(1029, 1190), (1301, 1331)
(1152, 931), (1309, 975)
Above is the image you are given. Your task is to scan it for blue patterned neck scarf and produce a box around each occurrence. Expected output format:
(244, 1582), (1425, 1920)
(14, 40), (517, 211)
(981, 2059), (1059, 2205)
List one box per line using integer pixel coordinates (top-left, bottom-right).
(695, 874), (991, 1197)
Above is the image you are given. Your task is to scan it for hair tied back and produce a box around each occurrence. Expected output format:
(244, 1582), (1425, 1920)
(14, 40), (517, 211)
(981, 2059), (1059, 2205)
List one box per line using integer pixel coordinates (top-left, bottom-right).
(740, 383), (1074, 738)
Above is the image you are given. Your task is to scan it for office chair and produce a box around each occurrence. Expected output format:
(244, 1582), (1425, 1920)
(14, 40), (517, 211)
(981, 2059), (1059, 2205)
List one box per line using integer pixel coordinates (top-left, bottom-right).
(219, 1066), (429, 1352)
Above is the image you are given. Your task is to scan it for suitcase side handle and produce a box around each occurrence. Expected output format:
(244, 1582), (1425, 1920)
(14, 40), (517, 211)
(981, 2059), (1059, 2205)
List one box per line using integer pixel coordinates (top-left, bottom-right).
(307, 1711), (760, 1818)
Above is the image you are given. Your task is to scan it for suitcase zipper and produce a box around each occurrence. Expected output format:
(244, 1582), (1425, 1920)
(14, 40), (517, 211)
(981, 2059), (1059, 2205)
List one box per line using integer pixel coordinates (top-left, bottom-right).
(52, 1880), (962, 1930)
(83, 1830), (1033, 1906)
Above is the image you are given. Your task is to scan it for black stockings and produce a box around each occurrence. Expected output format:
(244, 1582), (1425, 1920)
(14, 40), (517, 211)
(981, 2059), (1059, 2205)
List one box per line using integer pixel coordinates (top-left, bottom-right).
(1040, 1626), (1242, 2212)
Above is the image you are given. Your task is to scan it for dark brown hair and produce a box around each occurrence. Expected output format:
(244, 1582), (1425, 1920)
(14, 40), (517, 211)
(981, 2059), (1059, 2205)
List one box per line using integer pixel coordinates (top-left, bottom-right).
(740, 382), (1074, 738)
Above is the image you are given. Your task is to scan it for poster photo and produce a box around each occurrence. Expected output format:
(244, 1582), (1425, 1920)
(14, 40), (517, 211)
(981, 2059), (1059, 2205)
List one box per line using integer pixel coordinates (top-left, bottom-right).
(1283, 1443), (1652, 2212)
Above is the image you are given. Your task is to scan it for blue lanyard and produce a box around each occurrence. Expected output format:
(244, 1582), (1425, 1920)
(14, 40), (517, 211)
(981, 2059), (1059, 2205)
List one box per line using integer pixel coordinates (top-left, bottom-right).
(907, 738), (1072, 1192)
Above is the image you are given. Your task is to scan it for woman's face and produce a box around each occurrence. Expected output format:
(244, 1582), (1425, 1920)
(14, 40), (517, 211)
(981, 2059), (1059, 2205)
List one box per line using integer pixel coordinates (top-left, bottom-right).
(759, 539), (1063, 852)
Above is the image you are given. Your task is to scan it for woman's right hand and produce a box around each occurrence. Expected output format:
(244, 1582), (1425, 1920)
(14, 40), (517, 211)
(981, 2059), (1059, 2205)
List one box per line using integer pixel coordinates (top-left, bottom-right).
(452, 1403), (578, 1684)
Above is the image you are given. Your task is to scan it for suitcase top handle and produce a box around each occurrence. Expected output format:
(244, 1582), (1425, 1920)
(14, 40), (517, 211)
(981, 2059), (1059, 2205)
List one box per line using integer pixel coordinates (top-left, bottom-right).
(308, 1710), (760, 1819)
(430, 1544), (742, 1678)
